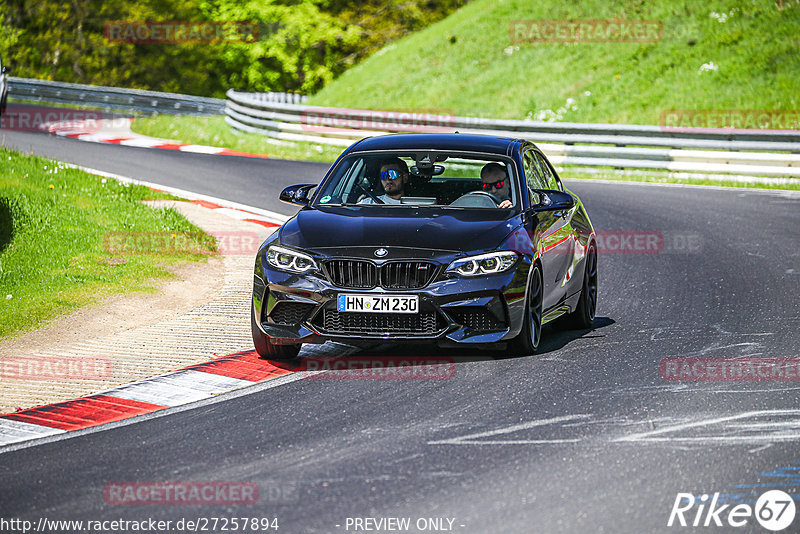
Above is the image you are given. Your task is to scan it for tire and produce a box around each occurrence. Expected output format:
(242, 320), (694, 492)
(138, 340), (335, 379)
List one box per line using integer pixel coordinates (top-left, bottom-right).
(563, 242), (597, 330)
(511, 264), (543, 355)
(251, 305), (301, 361)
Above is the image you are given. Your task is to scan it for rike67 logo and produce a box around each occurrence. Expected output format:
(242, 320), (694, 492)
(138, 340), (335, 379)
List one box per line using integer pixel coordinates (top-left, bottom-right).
(668, 491), (796, 531)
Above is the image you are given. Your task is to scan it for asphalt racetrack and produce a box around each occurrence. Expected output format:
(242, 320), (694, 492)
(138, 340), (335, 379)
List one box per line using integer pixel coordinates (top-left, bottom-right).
(2, 118), (800, 533)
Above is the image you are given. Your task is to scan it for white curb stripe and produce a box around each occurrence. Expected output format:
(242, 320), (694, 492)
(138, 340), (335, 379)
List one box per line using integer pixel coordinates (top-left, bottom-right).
(179, 144), (226, 154)
(0, 419), (66, 445)
(118, 138), (166, 148)
(152, 369), (254, 394)
(100, 369), (255, 407)
(42, 118), (260, 158)
(106, 381), (213, 407)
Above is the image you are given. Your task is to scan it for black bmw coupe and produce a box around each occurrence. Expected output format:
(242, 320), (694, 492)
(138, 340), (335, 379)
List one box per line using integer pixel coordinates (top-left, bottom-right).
(252, 134), (597, 359)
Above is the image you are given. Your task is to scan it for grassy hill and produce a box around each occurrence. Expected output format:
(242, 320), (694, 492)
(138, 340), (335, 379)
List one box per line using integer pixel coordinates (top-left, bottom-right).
(309, 0), (800, 124)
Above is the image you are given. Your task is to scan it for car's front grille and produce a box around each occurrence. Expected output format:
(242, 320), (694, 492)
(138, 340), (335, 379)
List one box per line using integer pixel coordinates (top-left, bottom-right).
(269, 301), (317, 325)
(323, 259), (437, 290)
(324, 260), (377, 289)
(316, 310), (442, 335)
(449, 306), (506, 331)
(381, 261), (437, 289)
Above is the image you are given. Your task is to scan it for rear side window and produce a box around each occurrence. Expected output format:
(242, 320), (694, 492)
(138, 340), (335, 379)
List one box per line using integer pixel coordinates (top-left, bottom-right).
(523, 150), (546, 190)
(535, 152), (562, 191)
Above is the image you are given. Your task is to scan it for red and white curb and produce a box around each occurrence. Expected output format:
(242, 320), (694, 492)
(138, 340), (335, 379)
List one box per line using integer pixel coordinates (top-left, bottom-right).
(0, 170), (298, 449)
(43, 117), (270, 159)
(67, 164), (291, 228)
(189, 199), (282, 228)
(0, 350), (300, 446)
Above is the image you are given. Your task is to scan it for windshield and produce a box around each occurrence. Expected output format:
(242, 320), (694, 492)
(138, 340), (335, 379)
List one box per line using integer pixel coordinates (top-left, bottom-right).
(313, 152), (518, 209)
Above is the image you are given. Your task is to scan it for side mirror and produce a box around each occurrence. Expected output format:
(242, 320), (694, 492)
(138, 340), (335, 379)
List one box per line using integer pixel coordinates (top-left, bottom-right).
(279, 183), (317, 206)
(530, 189), (575, 211)
(1, 66), (11, 74)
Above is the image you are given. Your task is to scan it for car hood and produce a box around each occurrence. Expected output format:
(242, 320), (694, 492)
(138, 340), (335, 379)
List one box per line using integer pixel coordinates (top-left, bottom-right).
(279, 207), (518, 253)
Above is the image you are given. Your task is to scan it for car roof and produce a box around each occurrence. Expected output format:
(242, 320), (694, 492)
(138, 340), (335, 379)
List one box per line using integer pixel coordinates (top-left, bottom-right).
(347, 133), (524, 156)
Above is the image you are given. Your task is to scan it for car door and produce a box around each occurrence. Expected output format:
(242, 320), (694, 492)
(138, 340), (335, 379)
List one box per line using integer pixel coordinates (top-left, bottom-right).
(535, 150), (580, 301)
(522, 148), (566, 311)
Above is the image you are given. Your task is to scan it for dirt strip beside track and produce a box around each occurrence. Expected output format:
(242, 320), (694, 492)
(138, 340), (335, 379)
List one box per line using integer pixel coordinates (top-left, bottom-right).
(0, 201), (275, 413)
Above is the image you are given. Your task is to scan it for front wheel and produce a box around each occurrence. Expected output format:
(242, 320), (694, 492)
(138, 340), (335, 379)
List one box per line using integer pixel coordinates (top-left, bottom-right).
(511, 264), (543, 355)
(563, 243), (597, 330)
(251, 305), (301, 361)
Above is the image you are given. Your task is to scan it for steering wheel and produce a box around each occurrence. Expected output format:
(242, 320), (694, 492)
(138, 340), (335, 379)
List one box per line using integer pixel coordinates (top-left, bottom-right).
(450, 190), (502, 207)
(353, 182), (384, 204)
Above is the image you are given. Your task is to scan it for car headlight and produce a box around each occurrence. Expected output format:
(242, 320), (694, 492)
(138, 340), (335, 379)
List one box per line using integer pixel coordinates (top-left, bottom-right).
(267, 245), (318, 273)
(446, 251), (518, 277)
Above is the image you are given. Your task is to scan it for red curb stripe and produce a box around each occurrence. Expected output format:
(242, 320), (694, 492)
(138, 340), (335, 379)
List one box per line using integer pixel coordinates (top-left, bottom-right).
(186, 350), (298, 382)
(192, 199), (225, 210)
(2, 395), (166, 431)
(243, 218), (281, 228)
(153, 143), (187, 150)
(216, 149), (270, 159)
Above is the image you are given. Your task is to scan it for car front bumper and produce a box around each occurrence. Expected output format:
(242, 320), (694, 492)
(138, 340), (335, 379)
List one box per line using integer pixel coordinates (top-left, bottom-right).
(253, 253), (532, 348)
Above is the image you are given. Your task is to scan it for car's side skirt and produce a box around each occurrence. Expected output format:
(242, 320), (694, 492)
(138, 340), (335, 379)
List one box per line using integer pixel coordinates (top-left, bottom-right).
(542, 305), (570, 325)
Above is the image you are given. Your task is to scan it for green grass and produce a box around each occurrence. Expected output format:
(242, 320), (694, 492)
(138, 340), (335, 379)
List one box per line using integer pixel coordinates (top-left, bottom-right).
(310, 0), (800, 123)
(0, 148), (216, 339)
(131, 115), (344, 163)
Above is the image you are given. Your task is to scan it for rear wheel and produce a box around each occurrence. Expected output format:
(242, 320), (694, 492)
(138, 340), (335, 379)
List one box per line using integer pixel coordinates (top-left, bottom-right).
(563, 243), (597, 330)
(511, 264), (543, 355)
(251, 305), (301, 361)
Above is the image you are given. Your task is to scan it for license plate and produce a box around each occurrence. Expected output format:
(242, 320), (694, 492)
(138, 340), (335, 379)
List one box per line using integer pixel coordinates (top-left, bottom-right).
(337, 294), (419, 314)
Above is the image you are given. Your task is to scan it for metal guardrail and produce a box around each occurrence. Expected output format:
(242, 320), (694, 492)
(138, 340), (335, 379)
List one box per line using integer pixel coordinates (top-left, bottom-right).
(226, 90), (800, 177)
(8, 77), (226, 115)
(6, 77), (798, 178)
(237, 91), (308, 105)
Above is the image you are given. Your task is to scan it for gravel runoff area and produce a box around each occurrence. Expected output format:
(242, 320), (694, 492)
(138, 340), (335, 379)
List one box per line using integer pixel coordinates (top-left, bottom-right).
(0, 201), (276, 413)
